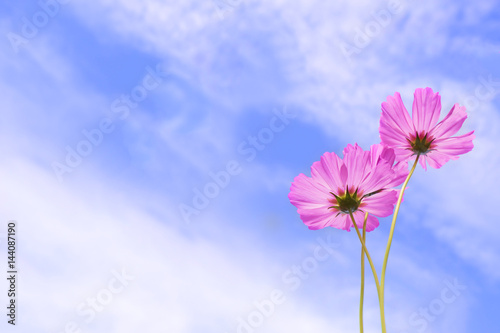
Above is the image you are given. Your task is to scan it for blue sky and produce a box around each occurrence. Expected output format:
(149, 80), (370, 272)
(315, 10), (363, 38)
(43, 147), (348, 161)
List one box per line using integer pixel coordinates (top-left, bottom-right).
(1, 0), (499, 332)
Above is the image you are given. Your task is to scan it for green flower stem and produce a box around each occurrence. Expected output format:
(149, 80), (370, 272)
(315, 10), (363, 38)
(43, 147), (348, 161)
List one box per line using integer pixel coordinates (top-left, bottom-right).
(380, 154), (421, 313)
(359, 212), (368, 333)
(349, 210), (386, 333)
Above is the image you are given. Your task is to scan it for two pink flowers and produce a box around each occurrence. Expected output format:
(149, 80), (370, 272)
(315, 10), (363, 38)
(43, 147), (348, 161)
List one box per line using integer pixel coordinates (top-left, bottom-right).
(289, 87), (475, 231)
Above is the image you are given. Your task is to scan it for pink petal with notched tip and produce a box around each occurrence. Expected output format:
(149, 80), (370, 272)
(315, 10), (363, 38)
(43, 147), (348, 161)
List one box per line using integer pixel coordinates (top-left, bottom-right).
(433, 131), (475, 155)
(383, 93), (415, 134)
(297, 206), (337, 230)
(310, 152), (344, 196)
(380, 92), (415, 147)
(367, 144), (408, 188)
(429, 104), (469, 139)
(343, 144), (371, 191)
(288, 174), (333, 230)
(412, 87), (441, 133)
(288, 174), (329, 209)
(424, 131), (475, 169)
(422, 152), (454, 170)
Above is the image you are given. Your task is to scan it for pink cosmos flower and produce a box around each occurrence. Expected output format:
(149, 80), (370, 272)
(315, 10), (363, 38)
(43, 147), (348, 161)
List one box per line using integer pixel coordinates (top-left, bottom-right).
(288, 144), (408, 231)
(380, 87), (475, 170)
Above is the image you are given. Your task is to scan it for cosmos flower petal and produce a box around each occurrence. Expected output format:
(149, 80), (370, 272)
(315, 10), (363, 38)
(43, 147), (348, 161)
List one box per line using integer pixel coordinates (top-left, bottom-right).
(392, 148), (414, 163)
(342, 143), (357, 155)
(382, 92), (415, 134)
(297, 206), (337, 230)
(288, 174), (329, 208)
(340, 164), (348, 185)
(368, 143), (396, 167)
(378, 145), (396, 165)
(359, 156), (396, 193)
(360, 164), (394, 194)
(367, 145), (408, 188)
(432, 131), (475, 155)
(380, 92), (415, 147)
(423, 152), (452, 169)
(380, 126), (410, 149)
(307, 213), (354, 232)
(339, 214), (353, 231)
(364, 214), (380, 232)
(310, 152), (344, 195)
(362, 190), (398, 217)
(343, 144), (371, 190)
(385, 160), (409, 188)
(429, 104), (468, 139)
(369, 143), (385, 163)
(288, 174), (337, 230)
(419, 156), (428, 171)
(423, 131), (475, 169)
(412, 87), (441, 133)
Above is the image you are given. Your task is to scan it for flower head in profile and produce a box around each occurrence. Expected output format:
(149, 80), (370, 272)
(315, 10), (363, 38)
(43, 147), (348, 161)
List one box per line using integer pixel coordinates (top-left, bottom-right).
(288, 144), (408, 231)
(379, 87), (475, 170)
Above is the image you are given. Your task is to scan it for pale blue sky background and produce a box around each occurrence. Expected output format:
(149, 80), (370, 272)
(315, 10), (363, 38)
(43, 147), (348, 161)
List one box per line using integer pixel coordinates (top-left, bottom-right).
(0, 0), (499, 332)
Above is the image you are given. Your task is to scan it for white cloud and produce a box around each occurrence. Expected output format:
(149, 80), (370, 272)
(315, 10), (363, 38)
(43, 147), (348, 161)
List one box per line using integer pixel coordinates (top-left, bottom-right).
(66, 0), (496, 148)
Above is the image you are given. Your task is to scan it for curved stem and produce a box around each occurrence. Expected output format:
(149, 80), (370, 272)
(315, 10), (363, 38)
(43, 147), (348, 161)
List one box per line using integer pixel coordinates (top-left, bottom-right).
(349, 211), (386, 333)
(380, 154), (420, 313)
(359, 212), (368, 333)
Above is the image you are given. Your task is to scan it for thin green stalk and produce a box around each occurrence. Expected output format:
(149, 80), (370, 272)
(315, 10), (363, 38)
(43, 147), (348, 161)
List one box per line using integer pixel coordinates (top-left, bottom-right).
(359, 212), (368, 333)
(349, 211), (386, 333)
(380, 154), (420, 311)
